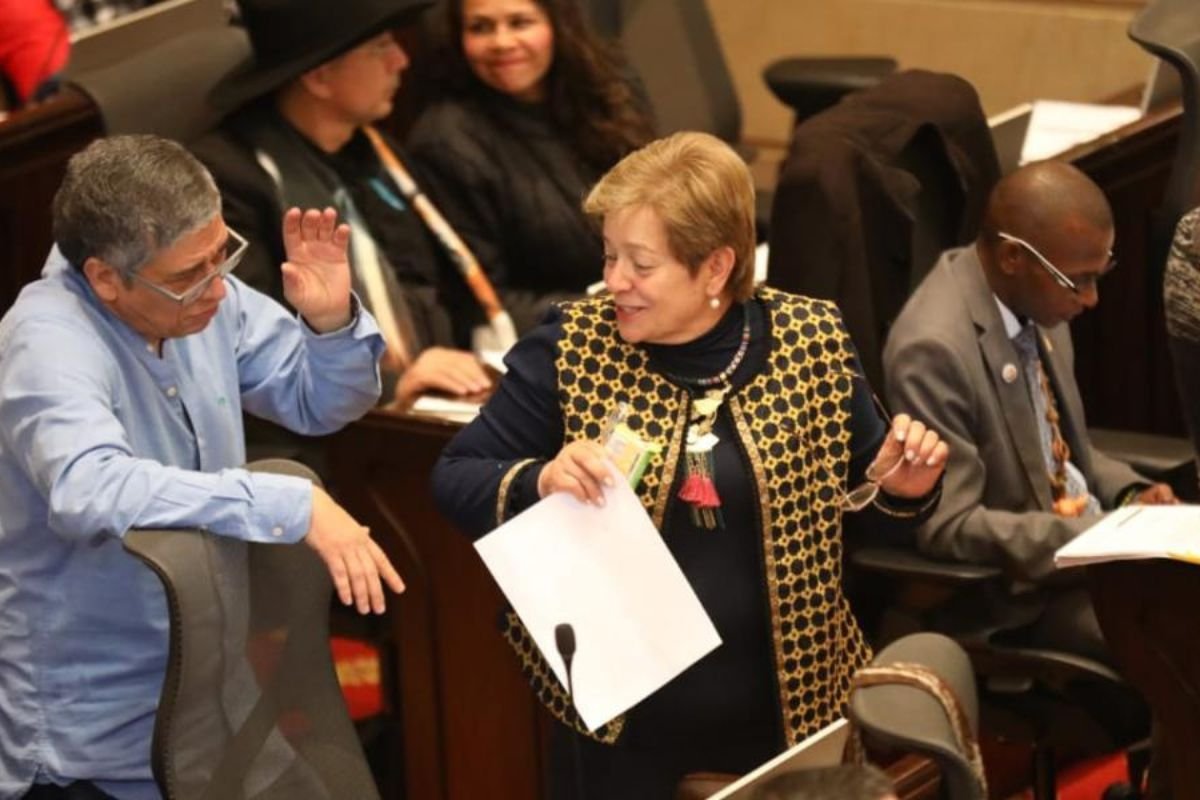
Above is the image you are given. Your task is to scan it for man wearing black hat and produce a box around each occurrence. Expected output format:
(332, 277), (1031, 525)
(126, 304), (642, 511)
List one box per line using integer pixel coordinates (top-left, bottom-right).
(192, 0), (492, 420)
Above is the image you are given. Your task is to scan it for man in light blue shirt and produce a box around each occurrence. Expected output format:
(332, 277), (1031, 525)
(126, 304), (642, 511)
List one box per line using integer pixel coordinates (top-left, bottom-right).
(0, 135), (403, 800)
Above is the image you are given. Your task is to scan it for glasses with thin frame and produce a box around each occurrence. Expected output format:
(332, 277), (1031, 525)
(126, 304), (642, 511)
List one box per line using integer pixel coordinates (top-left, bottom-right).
(995, 231), (1114, 295)
(131, 228), (248, 305)
(842, 391), (903, 512)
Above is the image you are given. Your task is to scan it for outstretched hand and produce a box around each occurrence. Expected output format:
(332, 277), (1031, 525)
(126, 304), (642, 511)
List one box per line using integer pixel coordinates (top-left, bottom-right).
(873, 413), (949, 500)
(280, 207), (353, 333)
(304, 484), (404, 614)
(1133, 482), (1178, 505)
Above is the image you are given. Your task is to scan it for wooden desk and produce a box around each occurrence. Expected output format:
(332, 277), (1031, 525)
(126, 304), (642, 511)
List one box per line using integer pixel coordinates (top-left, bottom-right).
(1066, 102), (1186, 437)
(326, 410), (550, 800)
(0, 88), (102, 313)
(1089, 559), (1200, 799)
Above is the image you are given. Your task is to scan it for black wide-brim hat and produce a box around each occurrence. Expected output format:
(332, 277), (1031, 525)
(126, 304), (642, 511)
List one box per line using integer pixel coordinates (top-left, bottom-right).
(211, 0), (434, 112)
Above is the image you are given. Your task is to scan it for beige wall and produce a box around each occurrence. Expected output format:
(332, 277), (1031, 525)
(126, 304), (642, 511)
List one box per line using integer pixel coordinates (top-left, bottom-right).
(708, 0), (1154, 147)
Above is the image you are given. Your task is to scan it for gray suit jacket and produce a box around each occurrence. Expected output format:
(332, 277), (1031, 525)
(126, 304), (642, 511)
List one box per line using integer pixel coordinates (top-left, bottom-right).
(884, 245), (1145, 584)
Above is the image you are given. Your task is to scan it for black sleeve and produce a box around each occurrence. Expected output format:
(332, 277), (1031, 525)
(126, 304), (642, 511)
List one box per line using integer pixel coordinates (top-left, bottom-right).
(843, 350), (941, 543)
(431, 307), (566, 538)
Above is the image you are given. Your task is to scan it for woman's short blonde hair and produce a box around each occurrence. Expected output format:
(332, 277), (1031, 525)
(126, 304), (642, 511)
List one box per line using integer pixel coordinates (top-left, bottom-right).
(583, 131), (756, 301)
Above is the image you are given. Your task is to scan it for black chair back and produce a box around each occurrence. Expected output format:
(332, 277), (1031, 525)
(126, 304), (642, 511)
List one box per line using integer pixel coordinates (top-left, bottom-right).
(123, 460), (379, 800)
(67, 24), (250, 141)
(850, 633), (986, 800)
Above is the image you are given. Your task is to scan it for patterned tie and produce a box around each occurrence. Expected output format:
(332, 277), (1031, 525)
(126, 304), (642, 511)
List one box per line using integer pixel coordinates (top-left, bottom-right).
(1011, 324), (1099, 513)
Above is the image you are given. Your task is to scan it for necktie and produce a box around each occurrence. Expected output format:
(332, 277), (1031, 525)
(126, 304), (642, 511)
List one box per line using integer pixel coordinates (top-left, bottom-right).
(1012, 324), (1098, 513)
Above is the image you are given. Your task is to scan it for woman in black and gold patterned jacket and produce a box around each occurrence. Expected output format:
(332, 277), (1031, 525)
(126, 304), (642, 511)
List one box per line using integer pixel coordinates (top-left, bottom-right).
(431, 131), (949, 799)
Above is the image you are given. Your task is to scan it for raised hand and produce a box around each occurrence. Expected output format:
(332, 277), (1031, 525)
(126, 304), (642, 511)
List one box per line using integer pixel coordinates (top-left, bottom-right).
(280, 207), (353, 333)
(874, 413), (949, 500)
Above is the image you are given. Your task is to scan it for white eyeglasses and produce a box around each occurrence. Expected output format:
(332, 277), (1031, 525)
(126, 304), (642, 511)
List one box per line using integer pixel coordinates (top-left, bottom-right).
(131, 228), (248, 305)
(996, 231), (1114, 295)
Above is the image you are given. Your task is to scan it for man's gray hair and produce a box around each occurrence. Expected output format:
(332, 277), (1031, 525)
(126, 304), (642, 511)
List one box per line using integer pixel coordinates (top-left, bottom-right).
(52, 135), (221, 277)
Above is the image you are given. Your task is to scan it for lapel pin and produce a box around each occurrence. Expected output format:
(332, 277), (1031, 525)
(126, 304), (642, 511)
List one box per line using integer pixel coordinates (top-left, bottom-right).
(1002, 363), (1019, 383)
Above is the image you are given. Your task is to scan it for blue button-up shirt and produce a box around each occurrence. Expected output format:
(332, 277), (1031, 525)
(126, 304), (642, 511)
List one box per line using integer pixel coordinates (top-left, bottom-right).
(0, 249), (384, 799)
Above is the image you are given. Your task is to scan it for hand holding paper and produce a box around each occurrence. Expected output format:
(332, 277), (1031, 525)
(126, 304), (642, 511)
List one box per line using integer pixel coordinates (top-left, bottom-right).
(475, 467), (721, 731)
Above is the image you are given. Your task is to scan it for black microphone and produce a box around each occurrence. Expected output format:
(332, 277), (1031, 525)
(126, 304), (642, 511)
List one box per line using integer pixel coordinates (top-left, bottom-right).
(554, 622), (586, 800)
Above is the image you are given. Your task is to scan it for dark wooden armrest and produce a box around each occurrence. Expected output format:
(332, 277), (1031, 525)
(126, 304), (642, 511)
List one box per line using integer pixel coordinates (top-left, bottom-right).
(1089, 427), (1194, 477)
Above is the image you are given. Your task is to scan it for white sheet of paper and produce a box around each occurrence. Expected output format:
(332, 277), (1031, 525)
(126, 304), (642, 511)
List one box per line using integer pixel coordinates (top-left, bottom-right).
(1020, 100), (1141, 164)
(707, 718), (849, 799)
(1054, 504), (1200, 569)
(477, 349), (509, 375)
(474, 471), (722, 731)
(408, 395), (481, 423)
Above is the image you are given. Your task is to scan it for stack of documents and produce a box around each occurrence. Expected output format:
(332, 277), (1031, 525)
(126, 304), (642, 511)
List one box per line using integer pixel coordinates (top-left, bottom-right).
(1020, 100), (1141, 164)
(1054, 505), (1200, 568)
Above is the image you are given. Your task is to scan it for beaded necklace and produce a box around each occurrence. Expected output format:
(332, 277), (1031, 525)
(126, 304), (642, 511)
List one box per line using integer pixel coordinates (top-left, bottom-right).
(660, 311), (752, 388)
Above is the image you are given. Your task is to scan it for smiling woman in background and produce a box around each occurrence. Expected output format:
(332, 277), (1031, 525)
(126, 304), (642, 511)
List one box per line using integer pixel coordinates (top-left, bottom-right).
(407, 0), (653, 336)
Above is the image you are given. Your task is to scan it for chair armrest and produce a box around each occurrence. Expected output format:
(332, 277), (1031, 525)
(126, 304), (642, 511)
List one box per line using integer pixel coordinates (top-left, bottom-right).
(966, 641), (1126, 688)
(762, 56), (897, 120)
(1088, 427), (1194, 478)
(852, 546), (1003, 584)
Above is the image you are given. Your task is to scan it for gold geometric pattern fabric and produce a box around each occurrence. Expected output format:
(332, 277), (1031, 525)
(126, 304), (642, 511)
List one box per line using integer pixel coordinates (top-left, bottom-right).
(728, 290), (871, 743)
(500, 288), (871, 745)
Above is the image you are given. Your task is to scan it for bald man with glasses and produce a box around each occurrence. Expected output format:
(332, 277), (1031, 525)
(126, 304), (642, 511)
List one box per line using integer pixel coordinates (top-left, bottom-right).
(883, 160), (1175, 668)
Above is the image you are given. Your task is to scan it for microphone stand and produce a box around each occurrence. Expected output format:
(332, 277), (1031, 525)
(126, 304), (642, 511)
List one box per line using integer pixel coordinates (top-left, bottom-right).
(555, 623), (587, 800)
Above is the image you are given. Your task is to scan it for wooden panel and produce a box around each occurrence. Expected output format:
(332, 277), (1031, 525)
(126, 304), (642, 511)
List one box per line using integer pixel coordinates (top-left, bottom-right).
(1090, 560), (1200, 800)
(326, 411), (549, 800)
(708, 0), (1152, 146)
(1066, 104), (1185, 435)
(0, 88), (102, 313)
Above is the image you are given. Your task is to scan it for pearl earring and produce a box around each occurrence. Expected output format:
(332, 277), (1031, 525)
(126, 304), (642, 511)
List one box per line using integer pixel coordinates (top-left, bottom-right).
(709, 296), (720, 310)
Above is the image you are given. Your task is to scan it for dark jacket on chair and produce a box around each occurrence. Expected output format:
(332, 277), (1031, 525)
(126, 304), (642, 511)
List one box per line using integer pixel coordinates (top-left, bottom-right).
(767, 69), (1001, 390)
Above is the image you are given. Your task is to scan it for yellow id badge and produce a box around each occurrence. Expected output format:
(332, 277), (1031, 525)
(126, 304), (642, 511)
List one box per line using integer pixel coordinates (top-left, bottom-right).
(600, 403), (660, 489)
(605, 424), (660, 489)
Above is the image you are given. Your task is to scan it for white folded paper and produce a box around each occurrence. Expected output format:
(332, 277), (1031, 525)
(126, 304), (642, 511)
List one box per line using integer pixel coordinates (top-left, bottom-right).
(1054, 504), (1200, 569)
(1021, 100), (1141, 164)
(474, 470), (722, 731)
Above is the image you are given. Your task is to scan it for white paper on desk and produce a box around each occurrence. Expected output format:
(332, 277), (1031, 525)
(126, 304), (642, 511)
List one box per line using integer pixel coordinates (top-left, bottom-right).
(474, 472), (722, 731)
(409, 395), (481, 423)
(1020, 100), (1141, 164)
(707, 718), (849, 799)
(1054, 504), (1200, 569)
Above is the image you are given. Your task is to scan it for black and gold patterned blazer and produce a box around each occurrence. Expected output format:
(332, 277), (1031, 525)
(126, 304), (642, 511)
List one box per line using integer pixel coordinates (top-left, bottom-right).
(432, 286), (936, 747)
